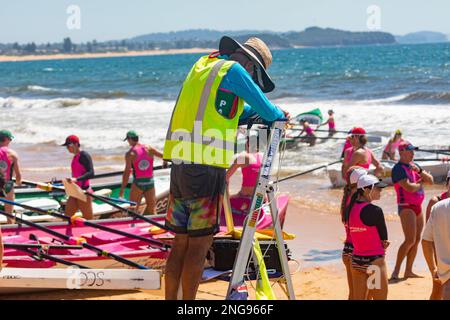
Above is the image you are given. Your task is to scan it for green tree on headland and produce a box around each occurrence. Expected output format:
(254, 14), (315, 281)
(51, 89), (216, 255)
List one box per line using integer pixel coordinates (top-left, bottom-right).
(63, 37), (73, 53)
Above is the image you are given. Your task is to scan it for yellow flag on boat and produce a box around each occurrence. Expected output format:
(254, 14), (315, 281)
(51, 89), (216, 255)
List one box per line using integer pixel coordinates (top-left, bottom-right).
(253, 238), (276, 300)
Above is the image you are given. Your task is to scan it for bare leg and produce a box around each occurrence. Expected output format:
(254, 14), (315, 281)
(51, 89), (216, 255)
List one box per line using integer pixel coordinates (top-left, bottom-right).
(443, 280), (450, 300)
(181, 235), (213, 300)
(430, 278), (443, 300)
(405, 213), (424, 278)
(78, 196), (93, 220)
(65, 197), (78, 217)
(391, 209), (416, 281)
(351, 267), (369, 300)
(4, 189), (15, 224)
(342, 254), (354, 300)
(165, 234), (188, 300)
(368, 258), (388, 300)
(143, 187), (156, 215)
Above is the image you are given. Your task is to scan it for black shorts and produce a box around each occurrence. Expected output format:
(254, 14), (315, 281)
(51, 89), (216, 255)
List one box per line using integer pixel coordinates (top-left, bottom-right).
(351, 254), (385, 273)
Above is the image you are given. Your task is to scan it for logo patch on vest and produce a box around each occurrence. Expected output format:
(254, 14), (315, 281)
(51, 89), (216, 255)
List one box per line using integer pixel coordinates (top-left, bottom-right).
(0, 160), (7, 172)
(138, 160), (150, 171)
(215, 88), (238, 119)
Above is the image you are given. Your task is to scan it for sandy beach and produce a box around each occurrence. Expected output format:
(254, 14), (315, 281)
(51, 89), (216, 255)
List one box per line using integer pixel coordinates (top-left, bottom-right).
(0, 48), (213, 63)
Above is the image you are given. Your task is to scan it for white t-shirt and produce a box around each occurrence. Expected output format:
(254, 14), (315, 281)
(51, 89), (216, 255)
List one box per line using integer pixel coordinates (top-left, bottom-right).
(423, 198), (450, 284)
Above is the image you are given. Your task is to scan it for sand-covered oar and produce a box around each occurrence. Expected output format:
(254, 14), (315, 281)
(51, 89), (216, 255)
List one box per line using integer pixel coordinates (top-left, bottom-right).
(274, 159), (343, 183)
(19, 179), (170, 232)
(0, 198), (170, 249)
(0, 208), (149, 269)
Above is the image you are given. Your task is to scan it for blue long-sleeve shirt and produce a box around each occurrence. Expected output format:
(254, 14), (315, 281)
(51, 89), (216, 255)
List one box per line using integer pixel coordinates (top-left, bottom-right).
(218, 60), (284, 123)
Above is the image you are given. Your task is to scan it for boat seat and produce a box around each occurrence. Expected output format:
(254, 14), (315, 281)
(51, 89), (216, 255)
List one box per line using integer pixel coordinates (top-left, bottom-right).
(93, 189), (112, 197)
(88, 227), (145, 244)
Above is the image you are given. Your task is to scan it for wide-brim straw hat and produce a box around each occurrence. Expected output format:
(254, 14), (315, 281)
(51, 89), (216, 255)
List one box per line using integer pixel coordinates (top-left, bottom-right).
(219, 36), (275, 93)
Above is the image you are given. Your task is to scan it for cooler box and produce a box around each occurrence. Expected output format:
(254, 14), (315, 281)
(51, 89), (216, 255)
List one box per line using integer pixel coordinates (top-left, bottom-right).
(208, 239), (291, 272)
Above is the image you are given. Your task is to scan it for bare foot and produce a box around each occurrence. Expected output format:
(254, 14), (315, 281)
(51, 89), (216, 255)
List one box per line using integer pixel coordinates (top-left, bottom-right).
(389, 272), (402, 283)
(404, 272), (424, 279)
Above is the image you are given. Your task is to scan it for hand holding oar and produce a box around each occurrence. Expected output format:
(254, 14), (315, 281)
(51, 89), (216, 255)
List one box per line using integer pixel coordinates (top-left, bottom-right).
(0, 208), (149, 270)
(0, 198), (170, 250)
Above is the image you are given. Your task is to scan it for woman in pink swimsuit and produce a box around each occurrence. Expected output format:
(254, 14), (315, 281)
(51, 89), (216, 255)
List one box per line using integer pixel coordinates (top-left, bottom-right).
(119, 131), (165, 215)
(298, 119), (317, 146)
(318, 109), (337, 137)
(62, 135), (94, 220)
(341, 127), (383, 179)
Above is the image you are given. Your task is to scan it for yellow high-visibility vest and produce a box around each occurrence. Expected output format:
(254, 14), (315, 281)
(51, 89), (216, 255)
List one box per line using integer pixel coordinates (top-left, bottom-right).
(163, 55), (244, 168)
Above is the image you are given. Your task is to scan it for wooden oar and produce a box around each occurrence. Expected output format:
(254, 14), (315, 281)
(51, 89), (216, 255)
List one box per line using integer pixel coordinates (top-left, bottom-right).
(274, 159), (343, 183)
(0, 198), (170, 249)
(19, 179), (170, 231)
(48, 164), (171, 184)
(0, 209), (149, 269)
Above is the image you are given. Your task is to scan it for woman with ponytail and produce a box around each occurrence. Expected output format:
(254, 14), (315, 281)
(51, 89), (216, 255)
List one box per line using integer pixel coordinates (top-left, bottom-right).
(347, 174), (390, 300)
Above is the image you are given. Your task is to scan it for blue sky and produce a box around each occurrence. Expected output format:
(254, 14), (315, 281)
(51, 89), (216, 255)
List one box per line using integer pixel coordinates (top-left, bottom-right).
(0, 0), (449, 43)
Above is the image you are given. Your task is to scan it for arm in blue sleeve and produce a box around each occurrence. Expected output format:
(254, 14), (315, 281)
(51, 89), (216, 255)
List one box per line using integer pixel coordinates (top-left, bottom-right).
(220, 63), (284, 122)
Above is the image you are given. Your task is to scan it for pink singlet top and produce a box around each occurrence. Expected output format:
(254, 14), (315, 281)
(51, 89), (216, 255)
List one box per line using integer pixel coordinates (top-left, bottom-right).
(0, 146), (12, 181)
(349, 202), (385, 257)
(328, 118), (335, 130)
(71, 153), (90, 190)
(394, 163), (425, 206)
(241, 153), (262, 188)
(132, 144), (154, 179)
(305, 126), (314, 135)
(384, 138), (403, 154)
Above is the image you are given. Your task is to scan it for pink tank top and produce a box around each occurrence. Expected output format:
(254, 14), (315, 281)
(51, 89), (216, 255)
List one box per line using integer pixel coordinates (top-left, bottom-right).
(349, 202), (385, 256)
(328, 118), (335, 129)
(71, 153), (90, 189)
(0, 147), (12, 181)
(439, 192), (449, 201)
(344, 147), (372, 169)
(241, 153), (262, 188)
(132, 145), (154, 179)
(305, 126), (314, 135)
(394, 163), (425, 206)
(344, 194), (353, 244)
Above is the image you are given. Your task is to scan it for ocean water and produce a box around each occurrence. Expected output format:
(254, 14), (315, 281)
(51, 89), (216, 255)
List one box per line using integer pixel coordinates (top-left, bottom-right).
(1, 43), (449, 172)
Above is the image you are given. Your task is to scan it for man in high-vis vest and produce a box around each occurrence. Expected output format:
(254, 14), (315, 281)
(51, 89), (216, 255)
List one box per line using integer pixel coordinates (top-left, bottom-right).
(163, 36), (288, 300)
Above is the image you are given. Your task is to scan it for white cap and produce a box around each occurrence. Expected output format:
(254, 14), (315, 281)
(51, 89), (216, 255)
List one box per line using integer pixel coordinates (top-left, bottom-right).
(349, 168), (368, 185)
(357, 174), (388, 189)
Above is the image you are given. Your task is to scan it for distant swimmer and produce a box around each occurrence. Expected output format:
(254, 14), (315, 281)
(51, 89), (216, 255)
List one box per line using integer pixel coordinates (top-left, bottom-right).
(318, 109), (337, 137)
(382, 129), (403, 160)
(0, 130), (22, 224)
(390, 141), (434, 282)
(298, 119), (317, 146)
(62, 135), (94, 220)
(119, 131), (165, 215)
(341, 127), (383, 179)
